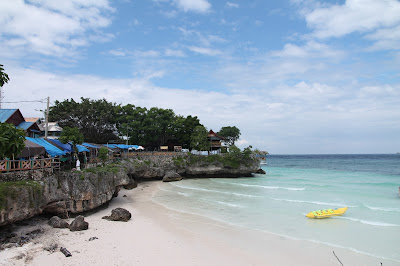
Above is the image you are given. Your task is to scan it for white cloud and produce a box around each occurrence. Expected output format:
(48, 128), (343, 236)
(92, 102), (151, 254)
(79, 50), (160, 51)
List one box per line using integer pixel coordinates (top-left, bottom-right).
(165, 48), (186, 57)
(271, 41), (345, 59)
(365, 24), (400, 51)
(226, 2), (239, 8)
(188, 46), (222, 56)
(303, 0), (400, 39)
(109, 49), (126, 56)
(174, 0), (211, 13)
(3, 66), (399, 153)
(0, 0), (114, 57)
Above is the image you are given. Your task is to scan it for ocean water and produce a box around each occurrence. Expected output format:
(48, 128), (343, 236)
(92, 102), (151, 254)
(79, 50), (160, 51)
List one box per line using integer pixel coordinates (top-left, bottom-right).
(152, 154), (400, 263)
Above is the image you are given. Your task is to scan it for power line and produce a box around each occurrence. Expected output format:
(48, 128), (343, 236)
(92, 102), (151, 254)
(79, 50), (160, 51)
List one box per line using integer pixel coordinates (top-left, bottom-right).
(2, 99), (46, 103)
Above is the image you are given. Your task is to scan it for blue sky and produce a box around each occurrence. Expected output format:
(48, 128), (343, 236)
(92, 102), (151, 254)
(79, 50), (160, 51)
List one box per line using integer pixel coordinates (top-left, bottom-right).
(1, 0), (399, 154)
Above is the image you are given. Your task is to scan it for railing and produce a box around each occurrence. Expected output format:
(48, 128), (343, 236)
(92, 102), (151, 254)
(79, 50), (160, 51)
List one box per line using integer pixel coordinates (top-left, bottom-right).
(0, 158), (60, 173)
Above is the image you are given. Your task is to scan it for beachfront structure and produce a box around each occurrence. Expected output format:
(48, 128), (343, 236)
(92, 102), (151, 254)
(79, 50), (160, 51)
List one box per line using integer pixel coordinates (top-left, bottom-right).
(0, 109), (42, 138)
(38, 121), (63, 139)
(208, 130), (224, 151)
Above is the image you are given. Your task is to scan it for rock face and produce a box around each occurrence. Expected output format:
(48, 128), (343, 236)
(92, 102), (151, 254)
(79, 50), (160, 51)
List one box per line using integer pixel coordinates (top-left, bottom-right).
(123, 179), (138, 190)
(0, 154), (261, 226)
(122, 154), (260, 180)
(102, 208), (131, 222)
(162, 171), (183, 182)
(0, 168), (130, 227)
(69, 215), (88, 231)
(48, 216), (69, 229)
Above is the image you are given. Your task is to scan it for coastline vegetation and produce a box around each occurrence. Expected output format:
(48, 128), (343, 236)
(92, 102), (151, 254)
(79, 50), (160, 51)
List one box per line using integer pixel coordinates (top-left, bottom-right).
(173, 145), (256, 169)
(82, 162), (121, 174)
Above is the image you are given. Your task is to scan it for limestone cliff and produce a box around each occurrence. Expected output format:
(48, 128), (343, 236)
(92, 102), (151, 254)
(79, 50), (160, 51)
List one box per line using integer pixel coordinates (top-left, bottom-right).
(0, 168), (130, 227)
(122, 153), (261, 180)
(0, 154), (262, 226)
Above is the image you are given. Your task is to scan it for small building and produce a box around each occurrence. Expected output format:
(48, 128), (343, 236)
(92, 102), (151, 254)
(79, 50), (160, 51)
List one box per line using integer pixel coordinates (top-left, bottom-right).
(0, 109), (41, 138)
(208, 130), (225, 151)
(38, 122), (63, 139)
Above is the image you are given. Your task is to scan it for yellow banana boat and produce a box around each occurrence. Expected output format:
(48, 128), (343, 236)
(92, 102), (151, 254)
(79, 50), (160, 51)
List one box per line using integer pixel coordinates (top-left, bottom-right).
(306, 207), (348, 219)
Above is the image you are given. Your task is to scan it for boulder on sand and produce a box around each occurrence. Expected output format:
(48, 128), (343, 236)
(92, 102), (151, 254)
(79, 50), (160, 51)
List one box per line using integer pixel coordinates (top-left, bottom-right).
(48, 216), (69, 229)
(162, 171), (183, 182)
(69, 215), (89, 231)
(102, 208), (131, 222)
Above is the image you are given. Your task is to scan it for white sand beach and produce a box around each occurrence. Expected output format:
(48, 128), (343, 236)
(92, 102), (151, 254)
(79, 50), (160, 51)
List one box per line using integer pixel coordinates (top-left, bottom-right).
(0, 181), (394, 266)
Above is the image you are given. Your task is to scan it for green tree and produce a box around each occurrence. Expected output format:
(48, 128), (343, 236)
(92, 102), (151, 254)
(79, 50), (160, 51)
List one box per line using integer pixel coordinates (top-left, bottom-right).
(218, 126), (241, 146)
(98, 147), (109, 165)
(0, 122), (25, 159)
(0, 64), (10, 87)
(190, 125), (210, 151)
(116, 105), (201, 148)
(116, 104), (147, 144)
(172, 115), (201, 149)
(49, 98), (119, 143)
(59, 127), (84, 154)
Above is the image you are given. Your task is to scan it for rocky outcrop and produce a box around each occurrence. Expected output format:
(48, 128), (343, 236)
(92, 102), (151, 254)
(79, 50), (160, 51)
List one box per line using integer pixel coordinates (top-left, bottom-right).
(121, 154), (261, 180)
(102, 208), (131, 222)
(0, 154), (261, 227)
(162, 171), (183, 182)
(48, 216), (69, 229)
(0, 168), (130, 227)
(69, 215), (88, 231)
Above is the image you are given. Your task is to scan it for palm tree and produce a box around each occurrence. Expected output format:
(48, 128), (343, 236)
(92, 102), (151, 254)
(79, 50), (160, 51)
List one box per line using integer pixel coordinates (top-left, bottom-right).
(0, 64), (10, 87)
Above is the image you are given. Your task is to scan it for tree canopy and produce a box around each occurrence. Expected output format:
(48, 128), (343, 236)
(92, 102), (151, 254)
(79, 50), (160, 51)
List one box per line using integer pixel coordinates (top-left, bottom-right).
(59, 126), (84, 154)
(0, 122), (25, 159)
(190, 125), (210, 151)
(50, 98), (203, 148)
(218, 126), (241, 146)
(0, 64), (10, 87)
(49, 98), (119, 143)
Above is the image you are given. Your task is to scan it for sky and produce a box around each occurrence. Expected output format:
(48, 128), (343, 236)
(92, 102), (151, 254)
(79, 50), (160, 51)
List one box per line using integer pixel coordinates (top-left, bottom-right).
(0, 0), (399, 154)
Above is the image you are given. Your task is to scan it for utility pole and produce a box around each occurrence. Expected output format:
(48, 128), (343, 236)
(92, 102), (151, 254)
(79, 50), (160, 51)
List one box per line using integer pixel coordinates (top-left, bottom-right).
(45, 96), (49, 139)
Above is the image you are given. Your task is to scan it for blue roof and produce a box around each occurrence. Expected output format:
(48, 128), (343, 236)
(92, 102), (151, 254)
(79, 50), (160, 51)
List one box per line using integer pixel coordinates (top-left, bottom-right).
(17, 121), (34, 130)
(114, 144), (139, 150)
(0, 109), (18, 123)
(26, 137), (68, 157)
(76, 144), (90, 153)
(82, 142), (100, 148)
(49, 139), (73, 152)
(106, 144), (118, 149)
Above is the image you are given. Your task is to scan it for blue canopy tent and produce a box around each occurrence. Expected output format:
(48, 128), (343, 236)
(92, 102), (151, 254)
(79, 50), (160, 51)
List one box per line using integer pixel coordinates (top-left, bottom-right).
(82, 143), (100, 149)
(114, 144), (139, 150)
(76, 144), (90, 153)
(26, 137), (67, 157)
(49, 139), (73, 153)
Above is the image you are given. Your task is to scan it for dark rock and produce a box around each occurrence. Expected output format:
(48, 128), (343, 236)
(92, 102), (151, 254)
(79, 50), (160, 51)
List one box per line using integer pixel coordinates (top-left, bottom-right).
(162, 171), (183, 182)
(123, 179), (138, 190)
(123, 195), (127, 197)
(88, 236), (98, 241)
(48, 216), (69, 229)
(60, 247), (72, 257)
(102, 208), (131, 222)
(42, 201), (69, 218)
(69, 215), (88, 231)
(255, 168), (266, 174)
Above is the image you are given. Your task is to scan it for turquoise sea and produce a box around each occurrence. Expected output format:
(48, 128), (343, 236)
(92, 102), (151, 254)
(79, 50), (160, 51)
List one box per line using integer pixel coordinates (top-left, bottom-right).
(153, 154), (400, 263)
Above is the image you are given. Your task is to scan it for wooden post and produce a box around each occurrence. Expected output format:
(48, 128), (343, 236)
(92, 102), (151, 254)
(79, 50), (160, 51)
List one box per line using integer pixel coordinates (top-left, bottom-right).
(45, 96), (49, 139)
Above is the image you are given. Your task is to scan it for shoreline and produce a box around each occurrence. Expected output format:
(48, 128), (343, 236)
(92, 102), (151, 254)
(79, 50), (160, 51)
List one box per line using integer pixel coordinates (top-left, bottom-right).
(0, 181), (396, 266)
